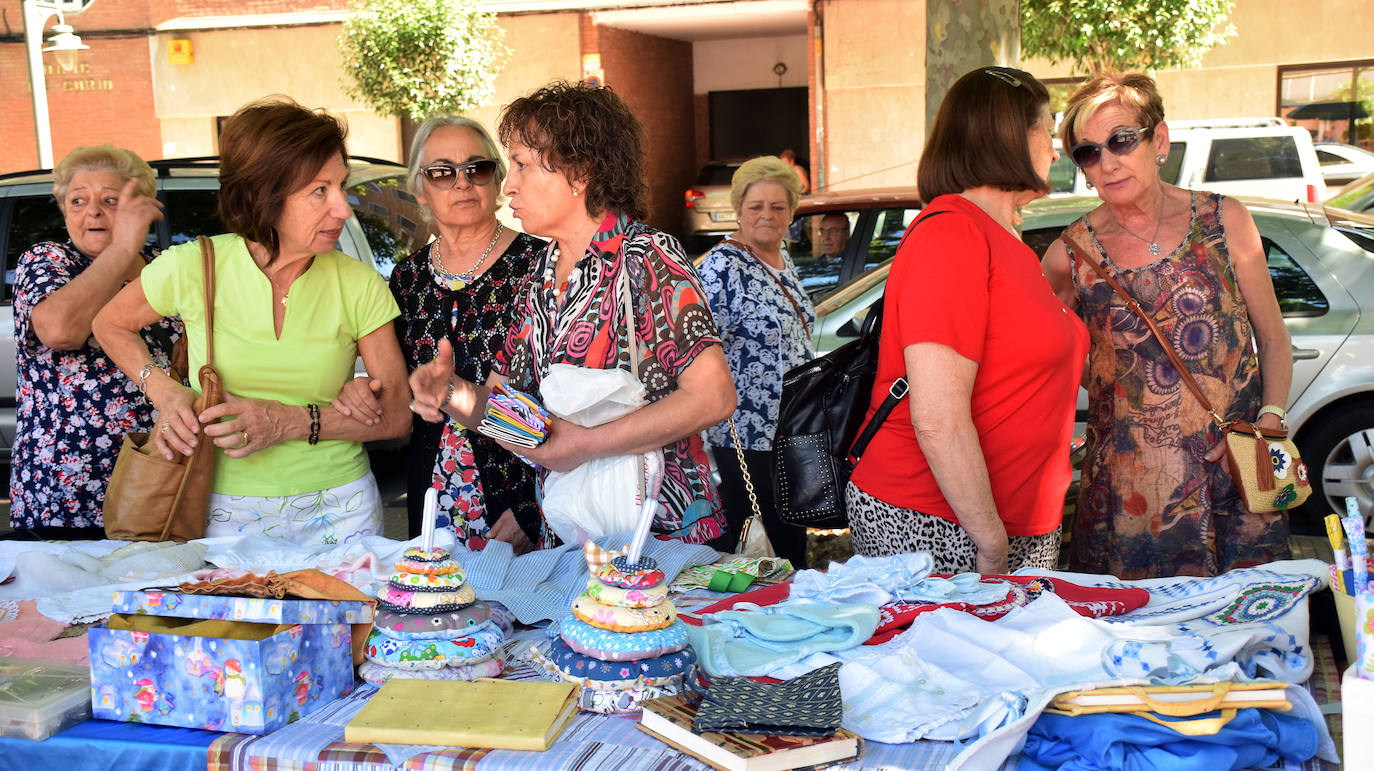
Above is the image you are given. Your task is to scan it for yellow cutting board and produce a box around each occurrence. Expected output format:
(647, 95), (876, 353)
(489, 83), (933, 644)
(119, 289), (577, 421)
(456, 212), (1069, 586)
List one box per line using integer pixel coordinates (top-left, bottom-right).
(344, 678), (578, 751)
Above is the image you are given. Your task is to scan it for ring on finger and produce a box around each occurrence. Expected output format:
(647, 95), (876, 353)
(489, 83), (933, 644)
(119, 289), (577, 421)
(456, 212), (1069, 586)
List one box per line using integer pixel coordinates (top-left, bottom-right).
(160, 422), (171, 434)
(240, 430), (249, 447)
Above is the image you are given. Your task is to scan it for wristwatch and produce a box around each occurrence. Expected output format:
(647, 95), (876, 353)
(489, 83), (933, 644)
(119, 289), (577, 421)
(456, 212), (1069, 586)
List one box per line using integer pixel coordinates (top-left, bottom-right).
(1257, 404), (1288, 428)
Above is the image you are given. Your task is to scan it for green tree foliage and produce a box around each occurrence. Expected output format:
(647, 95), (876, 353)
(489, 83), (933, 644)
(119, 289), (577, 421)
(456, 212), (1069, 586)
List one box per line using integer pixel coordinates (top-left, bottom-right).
(338, 0), (509, 121)
(1022, 0), (1236, 75)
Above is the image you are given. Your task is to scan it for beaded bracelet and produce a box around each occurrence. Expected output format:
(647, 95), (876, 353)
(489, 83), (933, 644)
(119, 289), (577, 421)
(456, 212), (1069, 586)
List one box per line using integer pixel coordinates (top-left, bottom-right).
(307, 403), (321, 445)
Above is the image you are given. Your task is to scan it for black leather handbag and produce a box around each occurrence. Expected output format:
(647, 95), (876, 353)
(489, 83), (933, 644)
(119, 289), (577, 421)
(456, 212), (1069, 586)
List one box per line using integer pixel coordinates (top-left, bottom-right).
(772, 301), (905, 529)
(771, 211), (946, 529)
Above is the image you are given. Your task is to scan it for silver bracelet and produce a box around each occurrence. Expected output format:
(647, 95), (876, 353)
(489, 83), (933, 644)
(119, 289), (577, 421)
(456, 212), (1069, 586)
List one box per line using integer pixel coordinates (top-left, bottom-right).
(137, 363), (162, 395)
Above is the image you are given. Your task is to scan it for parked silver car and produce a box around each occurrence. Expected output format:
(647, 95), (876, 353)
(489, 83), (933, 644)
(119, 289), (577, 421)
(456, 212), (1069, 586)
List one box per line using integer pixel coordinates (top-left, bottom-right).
(808, 192), (1374, 531)
(0, 156), (429, 462)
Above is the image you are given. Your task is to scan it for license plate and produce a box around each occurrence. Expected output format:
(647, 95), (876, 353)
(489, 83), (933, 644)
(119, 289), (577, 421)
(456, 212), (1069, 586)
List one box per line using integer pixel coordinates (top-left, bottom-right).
(710, 212), (736, 222)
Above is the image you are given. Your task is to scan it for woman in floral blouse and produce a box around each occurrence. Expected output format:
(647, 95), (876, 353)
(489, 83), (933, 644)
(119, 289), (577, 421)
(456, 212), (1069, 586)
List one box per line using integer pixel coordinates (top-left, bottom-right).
(697, 156), (815, 565)
(10, 145), (178, 537)
(388, 115), (544, 552)
(409, 81), (737, 545)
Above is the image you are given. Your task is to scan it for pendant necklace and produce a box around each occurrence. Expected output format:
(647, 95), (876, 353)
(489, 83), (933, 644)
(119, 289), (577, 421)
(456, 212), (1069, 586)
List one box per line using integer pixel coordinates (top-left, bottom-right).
(1117, 192), (1166, 256)
(432, 224), (504, 290)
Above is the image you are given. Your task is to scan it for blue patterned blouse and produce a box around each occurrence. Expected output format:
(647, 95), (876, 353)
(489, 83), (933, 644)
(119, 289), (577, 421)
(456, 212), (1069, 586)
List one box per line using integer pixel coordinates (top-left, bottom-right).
(10, 240), (181, 529)
(698, 240), (816, 451)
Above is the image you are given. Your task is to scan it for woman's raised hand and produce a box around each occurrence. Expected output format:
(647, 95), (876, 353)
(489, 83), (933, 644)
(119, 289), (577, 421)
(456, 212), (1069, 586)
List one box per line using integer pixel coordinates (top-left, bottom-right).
(409, 338), (456, 423)
(108, 179), (164, 259)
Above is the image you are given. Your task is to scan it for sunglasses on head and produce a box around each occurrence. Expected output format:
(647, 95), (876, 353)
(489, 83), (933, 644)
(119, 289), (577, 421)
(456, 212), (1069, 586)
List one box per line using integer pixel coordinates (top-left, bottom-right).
(421, 159), (499, 188)
(1069, 126), (1151, 169)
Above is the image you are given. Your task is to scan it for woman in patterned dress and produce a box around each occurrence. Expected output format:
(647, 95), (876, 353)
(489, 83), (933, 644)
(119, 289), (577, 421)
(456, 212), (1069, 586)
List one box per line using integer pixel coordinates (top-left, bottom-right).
(696, 156), (814, 564)
(1042, 72), (1294, 578)
(9, 145), (178, 538)
(409, 81), (737, 545)
(387, 115), (544, 552)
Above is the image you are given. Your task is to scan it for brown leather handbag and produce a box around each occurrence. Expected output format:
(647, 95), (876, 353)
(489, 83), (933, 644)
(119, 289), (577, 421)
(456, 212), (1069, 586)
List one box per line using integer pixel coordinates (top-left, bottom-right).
(1063, 233), (1311, 514)
(103, 236), (224, 542)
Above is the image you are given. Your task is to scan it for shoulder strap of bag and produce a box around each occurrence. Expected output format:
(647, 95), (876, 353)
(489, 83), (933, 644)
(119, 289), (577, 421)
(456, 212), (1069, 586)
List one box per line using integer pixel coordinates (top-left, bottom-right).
(153, 236), (218, 542)
(848, 209), (949, 462)
(1060, 233), (1279, 438)
(198, 236), (215, 366)
(723, 237), (811, 336)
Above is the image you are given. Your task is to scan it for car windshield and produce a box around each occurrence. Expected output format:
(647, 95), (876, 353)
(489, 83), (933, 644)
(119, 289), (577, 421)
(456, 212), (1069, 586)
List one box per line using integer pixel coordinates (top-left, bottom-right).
(1325, 208), (1374, 255)
(1328, 172), (1374, 213)
(814, 258), (891, 316)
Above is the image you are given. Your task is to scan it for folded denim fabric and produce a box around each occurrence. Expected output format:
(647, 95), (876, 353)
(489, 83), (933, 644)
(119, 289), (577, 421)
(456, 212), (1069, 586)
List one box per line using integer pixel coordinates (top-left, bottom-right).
(694, 661), (843, 735)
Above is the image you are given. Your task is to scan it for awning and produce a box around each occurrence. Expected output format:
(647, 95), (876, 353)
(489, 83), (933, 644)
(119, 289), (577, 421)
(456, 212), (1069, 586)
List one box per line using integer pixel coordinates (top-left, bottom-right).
(1287, 101), (1370, 121)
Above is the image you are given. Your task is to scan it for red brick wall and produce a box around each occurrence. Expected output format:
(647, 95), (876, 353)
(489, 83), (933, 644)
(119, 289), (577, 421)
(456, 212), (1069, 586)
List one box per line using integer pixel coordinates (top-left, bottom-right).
(1, 3), (161, 172)
(150, 1), (350, 21)
(596, 26), (695, 235)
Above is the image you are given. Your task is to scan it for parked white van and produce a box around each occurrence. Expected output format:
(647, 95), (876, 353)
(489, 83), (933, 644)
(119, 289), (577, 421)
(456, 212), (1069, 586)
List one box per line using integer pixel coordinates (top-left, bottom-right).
(1050, 117), (1328, 204)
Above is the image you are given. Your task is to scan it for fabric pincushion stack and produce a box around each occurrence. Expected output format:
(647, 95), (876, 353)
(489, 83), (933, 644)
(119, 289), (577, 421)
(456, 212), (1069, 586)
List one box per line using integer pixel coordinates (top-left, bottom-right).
(360, 545), (505, 685)
(538, 543), (697, 714)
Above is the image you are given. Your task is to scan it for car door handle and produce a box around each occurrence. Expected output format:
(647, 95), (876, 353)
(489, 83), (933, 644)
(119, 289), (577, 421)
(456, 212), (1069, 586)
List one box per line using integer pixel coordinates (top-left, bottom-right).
(1291, 346), (1320, 360)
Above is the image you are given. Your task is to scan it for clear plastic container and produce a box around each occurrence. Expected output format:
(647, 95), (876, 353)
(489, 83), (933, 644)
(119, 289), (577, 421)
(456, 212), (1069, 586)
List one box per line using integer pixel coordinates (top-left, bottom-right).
(0, 657), (91, 741)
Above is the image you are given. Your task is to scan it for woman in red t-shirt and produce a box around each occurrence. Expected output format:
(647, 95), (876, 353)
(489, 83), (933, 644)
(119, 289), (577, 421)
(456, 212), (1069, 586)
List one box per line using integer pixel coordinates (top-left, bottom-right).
(847, 67), (1088, 574)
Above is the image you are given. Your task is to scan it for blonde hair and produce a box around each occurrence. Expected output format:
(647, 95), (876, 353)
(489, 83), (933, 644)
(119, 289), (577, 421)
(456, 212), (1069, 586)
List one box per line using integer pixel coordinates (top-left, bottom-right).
(53, 145), (155, 212)
(730, 155), (804, 213)
(1060, 72), (1165, 153)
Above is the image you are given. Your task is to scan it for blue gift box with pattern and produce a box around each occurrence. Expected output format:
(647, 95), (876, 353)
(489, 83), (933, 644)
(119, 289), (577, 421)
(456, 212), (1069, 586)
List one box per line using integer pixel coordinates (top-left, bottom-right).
(87, 590), (372, 733)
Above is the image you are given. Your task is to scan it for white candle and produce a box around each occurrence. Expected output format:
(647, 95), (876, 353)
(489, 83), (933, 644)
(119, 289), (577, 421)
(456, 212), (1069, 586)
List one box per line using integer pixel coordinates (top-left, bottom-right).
(421, 487), (439, 553)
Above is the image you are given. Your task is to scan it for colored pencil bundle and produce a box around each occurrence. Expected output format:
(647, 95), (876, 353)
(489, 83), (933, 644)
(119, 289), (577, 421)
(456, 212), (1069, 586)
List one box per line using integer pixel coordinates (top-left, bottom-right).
(479, 383), (549, 449)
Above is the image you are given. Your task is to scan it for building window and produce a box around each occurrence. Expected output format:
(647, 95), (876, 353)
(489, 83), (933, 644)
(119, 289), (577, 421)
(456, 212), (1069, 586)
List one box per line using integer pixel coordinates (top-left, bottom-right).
(1278, 60), (1373, 149)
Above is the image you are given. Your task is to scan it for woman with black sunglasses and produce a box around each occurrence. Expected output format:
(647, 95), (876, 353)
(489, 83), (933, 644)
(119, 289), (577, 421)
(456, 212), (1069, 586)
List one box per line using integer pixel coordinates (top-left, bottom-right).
(1042, 72), (1293, 579)
(385, 115), (546, 553)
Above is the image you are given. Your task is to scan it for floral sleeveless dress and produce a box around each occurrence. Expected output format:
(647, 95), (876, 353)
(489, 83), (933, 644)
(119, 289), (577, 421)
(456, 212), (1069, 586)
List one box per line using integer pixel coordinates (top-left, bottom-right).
(1066, 192), (1290, 579)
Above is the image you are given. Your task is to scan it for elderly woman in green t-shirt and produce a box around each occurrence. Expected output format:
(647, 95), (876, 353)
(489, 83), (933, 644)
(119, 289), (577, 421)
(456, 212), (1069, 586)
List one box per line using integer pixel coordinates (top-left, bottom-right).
(93, 98), (411, 544)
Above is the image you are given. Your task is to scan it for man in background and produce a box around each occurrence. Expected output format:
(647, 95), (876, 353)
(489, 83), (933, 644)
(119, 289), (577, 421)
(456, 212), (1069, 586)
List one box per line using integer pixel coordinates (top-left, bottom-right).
(817, 213), (850, 261)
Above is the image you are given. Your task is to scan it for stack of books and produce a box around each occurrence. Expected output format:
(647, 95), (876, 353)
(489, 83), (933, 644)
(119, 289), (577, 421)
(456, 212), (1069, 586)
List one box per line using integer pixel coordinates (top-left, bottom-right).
(639, 693), (861, 771)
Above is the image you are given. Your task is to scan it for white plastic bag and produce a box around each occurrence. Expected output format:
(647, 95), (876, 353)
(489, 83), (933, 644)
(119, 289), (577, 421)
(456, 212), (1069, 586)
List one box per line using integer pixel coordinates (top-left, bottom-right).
(539, 363), (661, 544)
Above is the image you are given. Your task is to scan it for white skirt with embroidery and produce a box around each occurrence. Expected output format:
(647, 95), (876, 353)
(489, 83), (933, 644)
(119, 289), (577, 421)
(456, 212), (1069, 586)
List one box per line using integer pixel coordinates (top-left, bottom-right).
(205, 470), (383, 545)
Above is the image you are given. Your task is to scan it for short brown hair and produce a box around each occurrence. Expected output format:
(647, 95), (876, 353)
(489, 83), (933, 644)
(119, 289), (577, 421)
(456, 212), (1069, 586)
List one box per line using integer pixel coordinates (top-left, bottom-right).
(217, 97), (348, 263)
(917, 67), (1051, 203)
(498, 81), (647, 221)
(1060, 72), (1165, 152)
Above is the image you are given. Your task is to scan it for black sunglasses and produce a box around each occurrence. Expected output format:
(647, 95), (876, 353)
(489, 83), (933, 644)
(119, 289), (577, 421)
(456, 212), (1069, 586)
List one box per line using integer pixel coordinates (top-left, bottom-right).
(1069, 127), (1151, 169)
(421, 159), (499, 188)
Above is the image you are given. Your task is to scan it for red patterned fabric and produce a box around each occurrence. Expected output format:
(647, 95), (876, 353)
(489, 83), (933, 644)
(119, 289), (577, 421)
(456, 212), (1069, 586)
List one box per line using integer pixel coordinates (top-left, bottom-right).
(679, 575), (1151, 647)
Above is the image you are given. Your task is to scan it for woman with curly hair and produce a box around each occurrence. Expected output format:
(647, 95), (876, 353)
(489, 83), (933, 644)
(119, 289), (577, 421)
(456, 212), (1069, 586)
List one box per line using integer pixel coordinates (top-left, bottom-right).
(409, 81), (737, 546)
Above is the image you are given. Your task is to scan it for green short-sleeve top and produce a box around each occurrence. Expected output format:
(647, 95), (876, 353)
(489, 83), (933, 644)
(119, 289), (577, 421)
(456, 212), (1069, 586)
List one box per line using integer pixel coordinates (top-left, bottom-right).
(140, 234), (400, 496)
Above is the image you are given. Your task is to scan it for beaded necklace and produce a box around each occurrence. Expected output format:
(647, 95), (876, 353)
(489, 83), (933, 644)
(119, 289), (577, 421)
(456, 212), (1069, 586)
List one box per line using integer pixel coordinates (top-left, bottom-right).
(430, 224), (504, 291)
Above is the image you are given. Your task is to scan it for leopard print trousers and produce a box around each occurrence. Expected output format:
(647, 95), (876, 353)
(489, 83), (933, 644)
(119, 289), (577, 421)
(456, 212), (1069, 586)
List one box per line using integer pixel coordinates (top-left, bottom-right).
(845, 481), (1061, 573)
